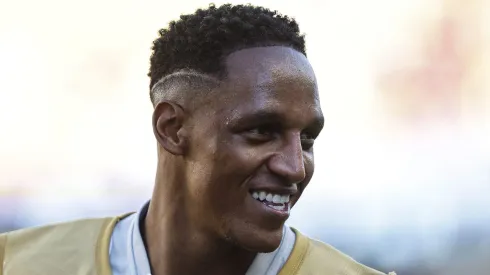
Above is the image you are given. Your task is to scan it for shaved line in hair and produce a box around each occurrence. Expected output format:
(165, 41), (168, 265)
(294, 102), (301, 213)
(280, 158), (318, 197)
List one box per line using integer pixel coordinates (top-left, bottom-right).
(150, 70), (222, 108)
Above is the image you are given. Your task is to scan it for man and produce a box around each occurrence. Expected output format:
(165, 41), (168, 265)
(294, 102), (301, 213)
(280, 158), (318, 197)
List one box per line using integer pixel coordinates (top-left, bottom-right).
(0, 4), (395, 275)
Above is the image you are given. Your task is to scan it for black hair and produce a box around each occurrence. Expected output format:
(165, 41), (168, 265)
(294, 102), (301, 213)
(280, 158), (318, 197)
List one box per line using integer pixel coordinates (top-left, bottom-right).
(148, 3), (306, 90)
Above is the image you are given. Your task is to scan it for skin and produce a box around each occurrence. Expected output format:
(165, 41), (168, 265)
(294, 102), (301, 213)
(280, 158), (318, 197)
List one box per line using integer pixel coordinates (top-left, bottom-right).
(145, 46), (324, 275)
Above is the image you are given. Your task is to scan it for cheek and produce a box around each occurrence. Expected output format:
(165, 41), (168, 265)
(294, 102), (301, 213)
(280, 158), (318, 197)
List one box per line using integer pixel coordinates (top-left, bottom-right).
(211, 141), (262, 186)
(297, 153), (315, 195)
(304, 152), (315, 180)
(197, 141), (261, 205)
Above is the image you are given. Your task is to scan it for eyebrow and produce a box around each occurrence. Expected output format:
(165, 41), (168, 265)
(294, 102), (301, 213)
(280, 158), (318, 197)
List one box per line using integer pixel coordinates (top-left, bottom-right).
(230, 109), (324, 132)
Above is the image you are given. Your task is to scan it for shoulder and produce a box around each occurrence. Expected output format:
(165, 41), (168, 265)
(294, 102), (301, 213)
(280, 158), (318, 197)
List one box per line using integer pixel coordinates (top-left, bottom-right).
(285, 228), (396, 275)
(0, 232), (6, 275)
(0, 215), (128, 275)
(1, 216), (117, 254)
(306, 237), (392, 274)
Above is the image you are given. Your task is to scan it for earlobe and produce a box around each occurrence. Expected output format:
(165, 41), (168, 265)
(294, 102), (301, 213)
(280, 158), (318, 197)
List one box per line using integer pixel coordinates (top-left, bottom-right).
(152, 101), (188, 155)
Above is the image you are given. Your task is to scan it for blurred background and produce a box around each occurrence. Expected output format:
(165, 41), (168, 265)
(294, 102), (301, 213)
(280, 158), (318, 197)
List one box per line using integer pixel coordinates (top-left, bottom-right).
(1, 0), (489, 274)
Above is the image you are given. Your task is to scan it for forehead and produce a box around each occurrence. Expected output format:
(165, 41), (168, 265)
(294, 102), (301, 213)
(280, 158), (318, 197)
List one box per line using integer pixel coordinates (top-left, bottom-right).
(217, 46), (322, 121)
(224, 46), (317, 91)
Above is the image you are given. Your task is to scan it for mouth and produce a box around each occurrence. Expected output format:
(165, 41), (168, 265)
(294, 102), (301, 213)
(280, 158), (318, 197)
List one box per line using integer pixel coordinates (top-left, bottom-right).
(249, 190), (291, 213)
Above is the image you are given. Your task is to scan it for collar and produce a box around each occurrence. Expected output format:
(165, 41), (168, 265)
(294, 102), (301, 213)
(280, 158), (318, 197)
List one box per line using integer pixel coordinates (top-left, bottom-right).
(127, 201), (152, 275)
(123, 201), (294, 275)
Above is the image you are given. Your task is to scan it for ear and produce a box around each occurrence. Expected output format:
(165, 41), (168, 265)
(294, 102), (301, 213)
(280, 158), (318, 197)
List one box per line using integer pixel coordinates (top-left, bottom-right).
(152, 101), (188, 155)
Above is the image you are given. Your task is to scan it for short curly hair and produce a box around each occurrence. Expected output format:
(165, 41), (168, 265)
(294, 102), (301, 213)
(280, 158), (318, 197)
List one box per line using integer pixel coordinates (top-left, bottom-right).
(148, 3), (306, 90)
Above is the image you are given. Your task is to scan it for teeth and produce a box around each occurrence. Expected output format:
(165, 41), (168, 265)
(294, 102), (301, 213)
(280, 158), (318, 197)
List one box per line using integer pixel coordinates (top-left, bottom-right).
(271, 205), (284, 211)
(250, 191), (290, 204)
(266, 193), (273, 202)
(272, 195), (281, 203)
(259, 191), (266, 200)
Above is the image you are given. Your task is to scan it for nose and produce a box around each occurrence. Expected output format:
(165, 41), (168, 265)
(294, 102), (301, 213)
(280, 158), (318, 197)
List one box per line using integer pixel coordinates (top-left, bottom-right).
(266, 133), (306, 184)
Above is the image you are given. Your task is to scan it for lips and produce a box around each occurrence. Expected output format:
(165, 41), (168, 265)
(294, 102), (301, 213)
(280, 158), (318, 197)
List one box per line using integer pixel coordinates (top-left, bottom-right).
(244, 181), (301, 227)
(250, 190), (290, 212)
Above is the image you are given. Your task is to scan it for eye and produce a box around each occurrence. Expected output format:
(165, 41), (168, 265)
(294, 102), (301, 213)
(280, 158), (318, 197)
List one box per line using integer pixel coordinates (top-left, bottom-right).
(243, 125), (279, 142)
(300, 133), (316, 150)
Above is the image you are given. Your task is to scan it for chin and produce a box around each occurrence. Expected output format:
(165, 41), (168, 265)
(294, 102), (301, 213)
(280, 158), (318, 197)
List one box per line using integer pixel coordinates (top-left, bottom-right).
(227, 225), (284, 253)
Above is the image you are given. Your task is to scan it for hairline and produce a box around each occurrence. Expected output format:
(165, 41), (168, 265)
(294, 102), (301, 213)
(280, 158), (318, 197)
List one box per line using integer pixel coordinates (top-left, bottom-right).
(150, 44), (305, 91)
(149, 45), (308, 106)
(151, 70), (221, 91)
(150, 70), (223, 106)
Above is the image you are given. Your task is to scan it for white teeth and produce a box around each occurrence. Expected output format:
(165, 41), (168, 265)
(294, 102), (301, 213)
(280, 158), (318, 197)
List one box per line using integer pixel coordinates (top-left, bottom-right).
(265, 193), (273, 202)
(271, 205), (284, 211)
(250, 191), (291, 212)
(259, 191), (266, 200)
(281, 195), (290, 203)
(272, 195), (281, 203)
(251, 191), (290, 204)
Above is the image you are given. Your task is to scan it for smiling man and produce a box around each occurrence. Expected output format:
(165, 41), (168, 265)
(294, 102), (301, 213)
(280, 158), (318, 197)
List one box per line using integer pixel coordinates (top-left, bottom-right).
(0, 4), (394, 275)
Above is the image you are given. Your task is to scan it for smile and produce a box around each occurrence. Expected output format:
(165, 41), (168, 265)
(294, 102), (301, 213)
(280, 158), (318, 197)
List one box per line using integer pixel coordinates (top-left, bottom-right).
(250, 191), (290, 212)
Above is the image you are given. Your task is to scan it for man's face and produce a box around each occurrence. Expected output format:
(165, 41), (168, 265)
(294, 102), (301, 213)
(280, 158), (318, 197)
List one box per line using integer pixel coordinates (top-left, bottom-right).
(185, 46), (323, 252)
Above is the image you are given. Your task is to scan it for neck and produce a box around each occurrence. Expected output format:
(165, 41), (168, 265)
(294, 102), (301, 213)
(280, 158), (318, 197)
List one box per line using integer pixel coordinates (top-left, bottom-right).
(144, 157), (257, 275)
